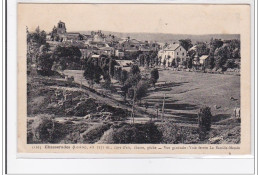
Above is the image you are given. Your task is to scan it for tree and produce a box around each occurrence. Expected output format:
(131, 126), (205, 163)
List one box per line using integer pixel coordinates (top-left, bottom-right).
(139, 54), (145, 67)
(39, 43), (50, 53)
(225, 59), (236, 69)
(27, 26), (47, 46)
(109, 58), (116, 77)
(52, 46), (82, 70)
(150, 68), (159, 87)
(209, 38), (223, 51)
(114, 67), (122, 80)
(208, 38), (224, 69)
(120, 70), (128, 85)
(93, 65), (102, 84)
(130, 64), (140, 75)
(198, 107), (212, 140)
(179, 39), (193, 51)
(83, 62), (102, 87)
(125, 73), (141, 88)
(214, 45), (231, 70)
(196, 42), (210, 57)
(135, 80), (149, 103)
(163, 59), (166, 68)
(83, 62), (95, 87)
(37, 52), (54, 75)
(144, 55), (151, 68)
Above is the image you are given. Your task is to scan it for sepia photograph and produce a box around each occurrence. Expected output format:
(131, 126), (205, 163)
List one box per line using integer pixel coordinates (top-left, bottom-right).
(17, 3), (251, 154)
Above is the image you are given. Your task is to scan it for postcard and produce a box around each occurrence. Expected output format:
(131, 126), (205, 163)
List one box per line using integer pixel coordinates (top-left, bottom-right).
(17, 3), (251, 154)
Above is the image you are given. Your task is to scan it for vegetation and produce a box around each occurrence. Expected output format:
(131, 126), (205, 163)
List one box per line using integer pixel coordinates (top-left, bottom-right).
(150, 68), (159, 87)
(52, 46), (82, 70)
(37, 52), (54, 76)
(198, 107), (212, 140)
(179, 39), (193, 51)
(111, 122), (162, 144)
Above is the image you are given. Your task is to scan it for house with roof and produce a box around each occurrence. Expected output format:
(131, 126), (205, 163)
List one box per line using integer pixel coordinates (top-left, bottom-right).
(115, 49), (124, 59)
(199, 55), (210, 66)
(98, 46), (115, 56)
(160, 43), (187, 67)
(118, 38), (142, 52)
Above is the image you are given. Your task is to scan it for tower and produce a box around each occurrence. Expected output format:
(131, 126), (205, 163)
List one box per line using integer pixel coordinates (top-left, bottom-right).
(57, 20), (66, 35)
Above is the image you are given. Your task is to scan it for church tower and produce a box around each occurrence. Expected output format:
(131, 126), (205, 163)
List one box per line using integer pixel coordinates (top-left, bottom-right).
(57, 20), (66, 35)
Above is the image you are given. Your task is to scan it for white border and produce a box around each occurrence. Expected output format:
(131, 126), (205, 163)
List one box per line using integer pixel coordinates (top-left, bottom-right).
(6, 0), (256, 174)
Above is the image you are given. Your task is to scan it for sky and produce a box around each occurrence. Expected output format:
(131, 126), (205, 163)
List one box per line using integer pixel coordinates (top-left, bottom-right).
(18, 4), (249, 35)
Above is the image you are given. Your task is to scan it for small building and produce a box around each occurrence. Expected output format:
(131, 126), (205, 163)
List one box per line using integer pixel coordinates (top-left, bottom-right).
(46, 34), (52, 41)
(91, 54), (100, 59)
(160, 43), (187, 67)
(116, 60), (133, 67)
(115, 49), (124, 59)
(199, 55), (210, 66)
(99, 46), (114, 56)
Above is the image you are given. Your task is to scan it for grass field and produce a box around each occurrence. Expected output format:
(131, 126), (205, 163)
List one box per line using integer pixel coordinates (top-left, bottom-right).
(64, 69), (240, 125)
(27, 69), (240, 144)
(144, 69), (240, 124)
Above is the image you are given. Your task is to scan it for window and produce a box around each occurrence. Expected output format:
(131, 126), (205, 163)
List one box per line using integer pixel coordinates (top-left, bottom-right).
(182, 53), (184, 56)
(177, 52), (178, 55)
(180, 48), (181, 51)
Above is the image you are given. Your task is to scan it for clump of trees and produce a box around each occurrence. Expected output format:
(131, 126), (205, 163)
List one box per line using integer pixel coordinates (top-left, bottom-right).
(84, 61), (102, 88)
(27, 26), (47, 46)
(27, 26), (84, 76)
(31, 115), (65, 143)
(52, 46), (82, 70)
(138, 51), (160, 68)
(179, 39), (193, 51)
(186, 38), (240, 71)
(83, 55), (118, 89)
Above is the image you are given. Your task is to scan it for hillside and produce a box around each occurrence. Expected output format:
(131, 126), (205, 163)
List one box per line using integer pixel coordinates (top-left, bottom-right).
(76, 30), (240, 43)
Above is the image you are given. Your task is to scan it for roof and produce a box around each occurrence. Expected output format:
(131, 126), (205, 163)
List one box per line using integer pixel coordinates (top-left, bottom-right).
(91, 55), (100, 58)
(99, 47), (114, 51)
(189, 45), (197, 51)
(164, 44), (182, 51)
(200, 55), (209, 60)
(116, 60), (133, 67)
(140, 47), (151, 52)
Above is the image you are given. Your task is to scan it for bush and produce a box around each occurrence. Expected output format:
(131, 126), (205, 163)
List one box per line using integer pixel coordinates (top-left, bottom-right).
(112, 122), (162, 143)
(158, 122), (184, 144)
(82, 123), (111, 143)
(150, 68), (159, 87)
(198, 107), (212, 139)
(31, 115), (67, 143)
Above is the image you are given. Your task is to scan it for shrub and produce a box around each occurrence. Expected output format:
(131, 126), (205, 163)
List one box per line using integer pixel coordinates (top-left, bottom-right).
(82, 123), (111, 143)
(158, 122), (184, 144)
(31, 115), (66, 143)
(130, 64), (140, 75)
(135, 80), (149, 102)
(112, 122), (162, 143)
(150, 68), (159, 87)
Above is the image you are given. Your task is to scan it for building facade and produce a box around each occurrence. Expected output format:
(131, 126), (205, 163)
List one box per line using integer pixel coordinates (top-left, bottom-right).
(160, 43), (187, 67)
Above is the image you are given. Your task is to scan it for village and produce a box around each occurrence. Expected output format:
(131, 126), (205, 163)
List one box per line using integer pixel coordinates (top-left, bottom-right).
(26, 21), (241, 145)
